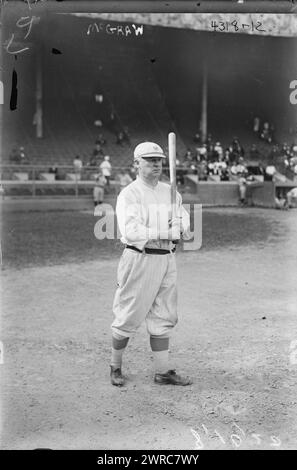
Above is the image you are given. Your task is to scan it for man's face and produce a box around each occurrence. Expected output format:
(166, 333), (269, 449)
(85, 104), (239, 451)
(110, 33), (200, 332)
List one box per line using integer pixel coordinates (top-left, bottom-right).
(137, 157), (163, 179)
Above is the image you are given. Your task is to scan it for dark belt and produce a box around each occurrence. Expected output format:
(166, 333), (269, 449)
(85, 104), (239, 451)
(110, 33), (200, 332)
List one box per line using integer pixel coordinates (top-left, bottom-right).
(125, 245), (175, 255)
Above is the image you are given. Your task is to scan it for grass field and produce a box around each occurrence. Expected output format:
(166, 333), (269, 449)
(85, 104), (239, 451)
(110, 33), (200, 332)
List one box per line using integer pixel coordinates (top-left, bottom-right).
(1, 208), (274, 269)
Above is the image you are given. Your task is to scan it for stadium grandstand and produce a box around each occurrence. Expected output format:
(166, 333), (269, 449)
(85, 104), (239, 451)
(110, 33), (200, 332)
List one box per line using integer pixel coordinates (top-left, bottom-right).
(1, 11), (297, 204)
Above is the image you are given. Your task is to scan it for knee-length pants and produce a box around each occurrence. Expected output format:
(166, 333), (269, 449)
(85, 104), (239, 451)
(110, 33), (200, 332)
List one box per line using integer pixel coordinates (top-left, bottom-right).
(111, 248), (178, 338)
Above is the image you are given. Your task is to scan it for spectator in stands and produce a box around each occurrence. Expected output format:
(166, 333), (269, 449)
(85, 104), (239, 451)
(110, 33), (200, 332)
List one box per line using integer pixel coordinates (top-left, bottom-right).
(183, 148), (193, 163)
(235, 157), (247, 176)
(49, 163), (60, 181)
(189, 162), (198, 175)
(73, 155), (83, 179)
(9, 146), (21, 164)
(19, 146), (29, 164)
(95, 133), (106, 146)
(283, 154), (291, 169)
(227, 145), (236, 164)
(289, 143), (296, 156)
(268, 145), (280, 164)
(220, 165), (230, 181)
(93, 170), (107, 207)
(249, 144), (260, 160)
(115, 129), (131, 146)
(100, 155), (112, 187)
(224, 148), (231, 164)
(193, 132), (201, 144)
(194, 147), (200, 162)
(214, 159), (228, 179)
(281, 143), (290, 157)
(214, 142), (223, 160)
(253, 116), (260, 134)
(260, 121), (273, 143)
(93, 143), (105, 159)
(231, 137), (245, 160)
(230, 162), (238, 176)
(207, 143), (216, 162)
(213, 160), (220, 176)
(291, 143), (297, 157)
(196, 143), (207, 161)
(264, 164), (276, 181)
(9, 145), (29, 164)
(207, 161), (215, 176)
(116, 131), (125, 146)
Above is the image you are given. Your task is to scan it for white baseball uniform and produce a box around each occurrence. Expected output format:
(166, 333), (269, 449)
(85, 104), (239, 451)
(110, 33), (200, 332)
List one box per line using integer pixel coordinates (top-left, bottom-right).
(111, 176), (191, 338)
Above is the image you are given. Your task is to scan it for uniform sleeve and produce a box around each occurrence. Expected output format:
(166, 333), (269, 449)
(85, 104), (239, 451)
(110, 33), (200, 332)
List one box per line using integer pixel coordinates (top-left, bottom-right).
(116, 191), (159, 247)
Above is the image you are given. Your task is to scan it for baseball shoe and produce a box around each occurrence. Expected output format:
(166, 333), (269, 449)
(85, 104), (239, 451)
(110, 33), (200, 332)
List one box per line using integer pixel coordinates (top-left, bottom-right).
(110, 366), (125, 386)
(154, 369), (192, 386)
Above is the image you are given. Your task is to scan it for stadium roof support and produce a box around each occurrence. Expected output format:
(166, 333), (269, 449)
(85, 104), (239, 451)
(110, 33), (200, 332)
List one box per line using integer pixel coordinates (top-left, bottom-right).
(201, 61), (208, 144)
(35, 47), (43, 139)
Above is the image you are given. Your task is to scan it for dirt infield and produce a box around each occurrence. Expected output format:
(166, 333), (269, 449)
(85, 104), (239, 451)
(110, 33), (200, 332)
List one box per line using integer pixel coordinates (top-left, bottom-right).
(1, 207), (297, 449)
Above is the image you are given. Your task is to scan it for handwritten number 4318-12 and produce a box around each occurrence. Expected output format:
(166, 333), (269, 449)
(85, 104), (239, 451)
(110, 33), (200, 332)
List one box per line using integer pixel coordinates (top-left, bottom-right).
(211, 21), (265, 33)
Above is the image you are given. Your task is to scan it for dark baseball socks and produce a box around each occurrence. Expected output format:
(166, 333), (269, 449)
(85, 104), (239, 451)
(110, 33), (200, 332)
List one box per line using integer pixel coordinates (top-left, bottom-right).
(110, 334), (170, 372)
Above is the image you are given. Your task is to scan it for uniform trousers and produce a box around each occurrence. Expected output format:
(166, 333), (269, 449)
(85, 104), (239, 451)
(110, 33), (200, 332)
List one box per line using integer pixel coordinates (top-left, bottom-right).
(112, 248), (178, 338)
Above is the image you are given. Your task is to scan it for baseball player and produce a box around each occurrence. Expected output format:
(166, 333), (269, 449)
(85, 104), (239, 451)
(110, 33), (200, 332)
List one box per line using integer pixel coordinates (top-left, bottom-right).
(93, 171), (106, 207)
(110, 141), (192, 387)
(100, 156), (112, 187)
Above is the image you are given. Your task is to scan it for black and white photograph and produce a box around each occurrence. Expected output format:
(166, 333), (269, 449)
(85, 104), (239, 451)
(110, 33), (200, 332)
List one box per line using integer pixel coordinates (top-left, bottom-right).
(1, 0), (297, 452)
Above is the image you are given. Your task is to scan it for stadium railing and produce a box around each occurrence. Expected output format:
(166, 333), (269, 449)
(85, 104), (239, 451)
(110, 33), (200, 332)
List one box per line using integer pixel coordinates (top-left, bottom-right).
(0, 165), (117, 197)
(0, 164), (173, 197)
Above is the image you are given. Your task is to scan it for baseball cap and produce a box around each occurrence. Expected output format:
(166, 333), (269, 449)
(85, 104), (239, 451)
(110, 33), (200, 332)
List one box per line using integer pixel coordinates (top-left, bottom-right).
(134, 142), (166, 160)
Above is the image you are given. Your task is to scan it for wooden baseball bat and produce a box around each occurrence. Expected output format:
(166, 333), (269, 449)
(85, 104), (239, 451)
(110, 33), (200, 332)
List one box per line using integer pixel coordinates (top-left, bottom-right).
(168, 132), (176, 217)
(168, 132), (179, 243)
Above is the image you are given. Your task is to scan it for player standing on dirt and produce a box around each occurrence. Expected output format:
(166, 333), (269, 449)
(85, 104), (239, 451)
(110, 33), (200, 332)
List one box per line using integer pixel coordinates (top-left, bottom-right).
(110, 141), (192, 387)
